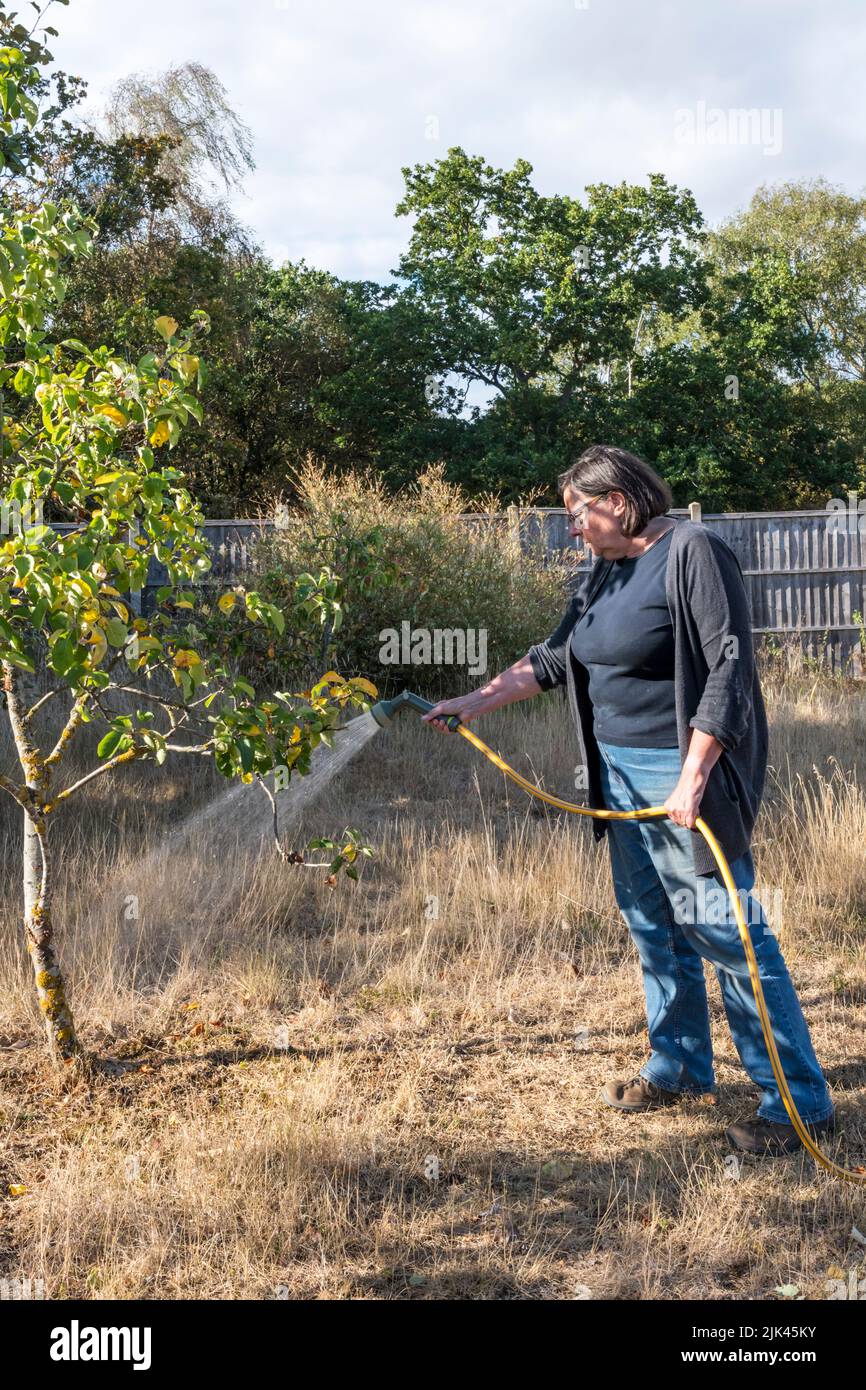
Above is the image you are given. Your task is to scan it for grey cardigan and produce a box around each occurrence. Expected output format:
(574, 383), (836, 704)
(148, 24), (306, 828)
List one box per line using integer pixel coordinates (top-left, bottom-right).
(526, 518), (769, 877)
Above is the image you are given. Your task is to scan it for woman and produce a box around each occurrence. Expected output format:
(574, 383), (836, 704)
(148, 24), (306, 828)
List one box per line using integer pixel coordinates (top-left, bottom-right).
(424, 444), (835, 1157)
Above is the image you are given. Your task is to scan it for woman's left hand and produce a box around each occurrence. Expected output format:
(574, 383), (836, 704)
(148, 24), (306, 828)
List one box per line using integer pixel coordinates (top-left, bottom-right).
(664, 770), (707, 830)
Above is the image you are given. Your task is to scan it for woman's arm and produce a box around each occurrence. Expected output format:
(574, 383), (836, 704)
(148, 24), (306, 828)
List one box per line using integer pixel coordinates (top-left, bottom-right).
(422, 655), (542, 732)
(424, 559), (601, 731)
(665, 728), (725, 829)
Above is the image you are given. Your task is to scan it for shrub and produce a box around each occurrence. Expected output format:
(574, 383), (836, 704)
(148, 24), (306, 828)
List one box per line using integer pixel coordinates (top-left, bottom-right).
(244, 457), (580, 699)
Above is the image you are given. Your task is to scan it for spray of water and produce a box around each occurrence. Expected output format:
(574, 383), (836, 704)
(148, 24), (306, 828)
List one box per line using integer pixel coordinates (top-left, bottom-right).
(139, 708), (384, 869)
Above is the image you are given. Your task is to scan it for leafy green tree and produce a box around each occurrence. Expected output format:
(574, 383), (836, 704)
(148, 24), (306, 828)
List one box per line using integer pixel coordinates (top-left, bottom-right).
(709, 178), (866, 490)
(393, 147), (859, 507)
(225, 262), (447, 502)
(393, 148), (710, 497)
(0, 0), (85, 197)
(7, 20), (266, 514)
(711, 179), (866, 391)
(0, 30), (375, 1068)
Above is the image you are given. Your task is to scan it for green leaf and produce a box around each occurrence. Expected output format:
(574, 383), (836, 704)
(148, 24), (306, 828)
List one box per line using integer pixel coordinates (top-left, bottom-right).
(29, 596), (49, 629)
(0, 648), (34, 672)
(97, 730), (123, 759)
(237, 736), (255, 774)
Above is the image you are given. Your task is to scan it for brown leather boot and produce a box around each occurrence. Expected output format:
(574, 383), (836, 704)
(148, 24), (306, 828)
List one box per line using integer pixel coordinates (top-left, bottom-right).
(725, 1113), (836, 1156)
(601, 1074), (687, 1111)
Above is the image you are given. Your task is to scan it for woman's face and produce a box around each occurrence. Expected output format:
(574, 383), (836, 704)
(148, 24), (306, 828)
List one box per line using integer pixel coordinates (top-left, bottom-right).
(563, 484), (629, 559)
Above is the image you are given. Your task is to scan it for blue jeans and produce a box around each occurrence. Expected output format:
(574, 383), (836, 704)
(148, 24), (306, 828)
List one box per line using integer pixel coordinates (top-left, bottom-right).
(596, 740), (834, 1125)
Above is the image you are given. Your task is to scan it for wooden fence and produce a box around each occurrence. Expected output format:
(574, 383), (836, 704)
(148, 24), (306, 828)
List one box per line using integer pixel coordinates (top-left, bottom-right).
(494, 502), (866, 675)
(85, 502), (865, 676)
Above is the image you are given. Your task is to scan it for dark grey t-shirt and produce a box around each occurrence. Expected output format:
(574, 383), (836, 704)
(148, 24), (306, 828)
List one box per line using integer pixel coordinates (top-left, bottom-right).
(569, 528), (678, 746)
(527, 519), (770, 877)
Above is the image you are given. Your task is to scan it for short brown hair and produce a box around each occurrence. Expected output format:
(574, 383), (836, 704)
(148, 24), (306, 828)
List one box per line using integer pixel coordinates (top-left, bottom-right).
(558, 445), (673, 538)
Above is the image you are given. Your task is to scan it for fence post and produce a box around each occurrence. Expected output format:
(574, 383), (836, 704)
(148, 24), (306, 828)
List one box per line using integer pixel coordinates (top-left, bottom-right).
(688, 501), (702, 524)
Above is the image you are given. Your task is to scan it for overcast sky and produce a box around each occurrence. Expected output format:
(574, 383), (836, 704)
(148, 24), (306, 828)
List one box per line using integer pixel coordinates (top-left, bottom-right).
(48, 0), (865, 285)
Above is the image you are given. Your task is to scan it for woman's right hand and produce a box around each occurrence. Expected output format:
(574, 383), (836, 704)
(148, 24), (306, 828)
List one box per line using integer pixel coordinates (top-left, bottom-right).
(422, 691), (492, 734)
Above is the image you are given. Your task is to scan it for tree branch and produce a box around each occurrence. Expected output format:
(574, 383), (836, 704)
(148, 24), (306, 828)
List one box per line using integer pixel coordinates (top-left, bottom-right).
(44, 692), (91, 769)
(24, 687), (61, 722)
(42, 745), (143, 813)
(0, 772), (29, 811)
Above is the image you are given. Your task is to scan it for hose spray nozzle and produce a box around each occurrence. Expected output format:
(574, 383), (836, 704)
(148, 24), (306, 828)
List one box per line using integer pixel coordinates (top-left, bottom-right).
(369, 689), (462, 731)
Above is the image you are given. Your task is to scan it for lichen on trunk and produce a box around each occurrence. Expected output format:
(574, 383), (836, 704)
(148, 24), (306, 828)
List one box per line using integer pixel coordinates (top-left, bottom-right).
(23, 814), (80, 1065)
(4, 659), (82, 1067)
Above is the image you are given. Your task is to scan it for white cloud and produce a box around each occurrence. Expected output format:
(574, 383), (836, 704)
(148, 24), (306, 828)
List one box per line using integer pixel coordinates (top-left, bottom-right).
(46, 0), (866, 283)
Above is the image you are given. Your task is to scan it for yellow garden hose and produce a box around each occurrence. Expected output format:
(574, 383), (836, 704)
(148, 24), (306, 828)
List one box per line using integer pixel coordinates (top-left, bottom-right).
(454, 721), (865, 1186)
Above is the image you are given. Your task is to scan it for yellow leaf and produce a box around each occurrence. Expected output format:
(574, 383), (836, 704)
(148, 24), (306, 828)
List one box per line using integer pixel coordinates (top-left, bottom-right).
(182, 1002), (200, 1011)
(94, 405), (128, 427)
(155, 315), (179, 341)
(8, 1184), (28, 1197)
(349, 677), (378, 697)
(110, 600), (129, 621)
(173, 649), (200, 670)
(218, 592), (237, 614)
(87, 630), (107, 664)
(319, 671), (343, 685)
(149, 419), (170, 448)
(241, 772), (254, 783)
(81, 607), (100, 622)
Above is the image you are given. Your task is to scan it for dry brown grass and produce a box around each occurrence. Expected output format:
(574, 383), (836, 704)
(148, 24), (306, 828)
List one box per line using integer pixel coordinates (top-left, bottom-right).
(0, 667), (865, 1300)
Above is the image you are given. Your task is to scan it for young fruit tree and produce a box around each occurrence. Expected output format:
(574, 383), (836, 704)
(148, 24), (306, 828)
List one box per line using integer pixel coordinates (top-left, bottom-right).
(0, 31), (377, 1069)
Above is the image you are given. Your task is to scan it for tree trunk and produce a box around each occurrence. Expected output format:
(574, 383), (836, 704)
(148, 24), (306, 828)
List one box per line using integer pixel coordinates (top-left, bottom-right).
(23, 810), (80, 1065)
(3, 659), (82, 1066)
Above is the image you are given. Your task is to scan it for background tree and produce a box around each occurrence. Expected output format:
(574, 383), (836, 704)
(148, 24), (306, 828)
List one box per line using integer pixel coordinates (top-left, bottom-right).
(393, 149), (711, 498)
(6, 5), (862, 515)
(392, 148), (859, 508)
(27, 38), (267, 513)
(708, 178), (866, 490)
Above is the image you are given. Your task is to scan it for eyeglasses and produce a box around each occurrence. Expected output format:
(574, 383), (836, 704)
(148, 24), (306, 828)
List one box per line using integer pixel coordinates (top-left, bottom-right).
(565, 493), (609, 528)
